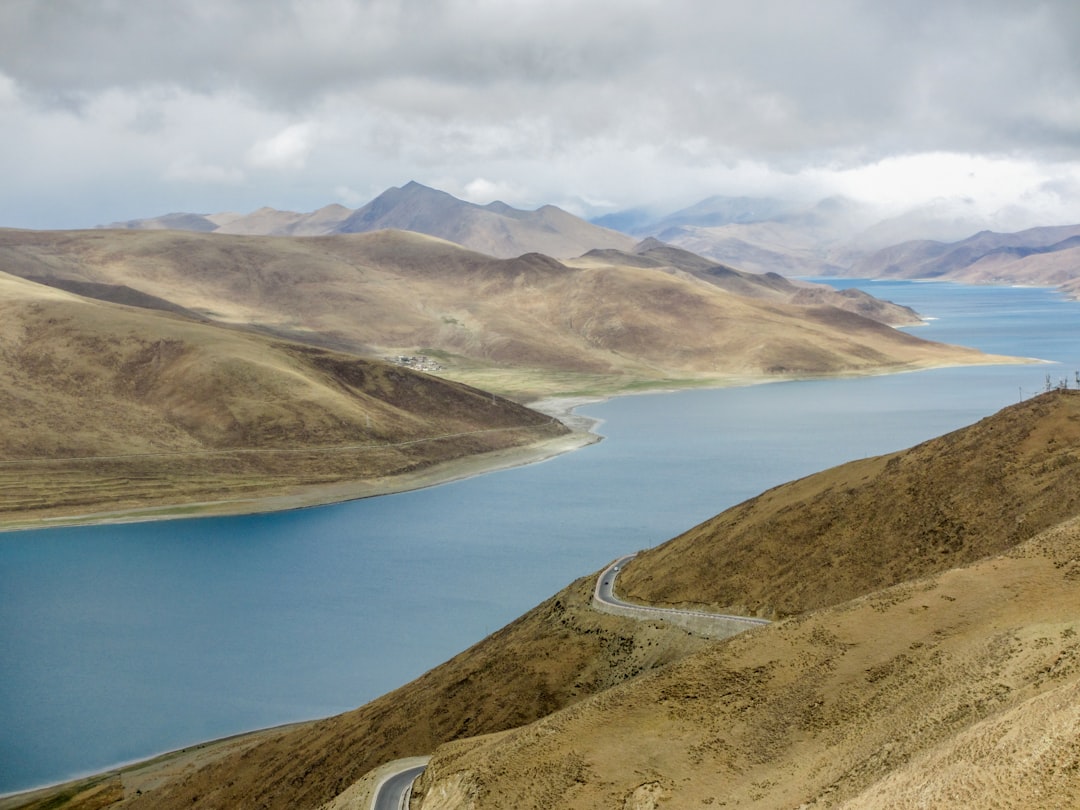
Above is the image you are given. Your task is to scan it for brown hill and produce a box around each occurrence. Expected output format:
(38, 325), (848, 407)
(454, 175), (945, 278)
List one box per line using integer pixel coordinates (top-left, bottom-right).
(100, 182), (637, 259)
(335, 182), (638, 258)
(0, 228), (1016, 401)
(0, 271), (567, 527)
(19, 391), (1080, 810)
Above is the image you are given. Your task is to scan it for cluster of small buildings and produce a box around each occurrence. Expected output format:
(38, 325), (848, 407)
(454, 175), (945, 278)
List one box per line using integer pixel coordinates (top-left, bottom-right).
(389, 355), (446, 373)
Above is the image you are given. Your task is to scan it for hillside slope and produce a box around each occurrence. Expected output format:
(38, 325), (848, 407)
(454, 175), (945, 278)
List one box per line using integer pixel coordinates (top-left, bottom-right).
(0, 271), (567, 526)
(574, 239), (922, 326)
(0, 228), (1017, 400)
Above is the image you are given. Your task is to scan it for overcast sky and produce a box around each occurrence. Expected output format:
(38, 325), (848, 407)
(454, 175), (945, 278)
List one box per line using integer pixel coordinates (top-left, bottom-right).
(2, 0), (1079, 230)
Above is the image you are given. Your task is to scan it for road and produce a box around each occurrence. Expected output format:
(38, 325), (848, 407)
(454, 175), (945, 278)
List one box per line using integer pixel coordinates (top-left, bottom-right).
(372, 762), (427, 810)
(594, 553), (771, 628)
(369, 554), (767, 808)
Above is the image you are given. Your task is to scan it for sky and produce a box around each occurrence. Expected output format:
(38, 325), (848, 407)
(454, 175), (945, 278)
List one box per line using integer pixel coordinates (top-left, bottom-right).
(2, 0), (1080, 231)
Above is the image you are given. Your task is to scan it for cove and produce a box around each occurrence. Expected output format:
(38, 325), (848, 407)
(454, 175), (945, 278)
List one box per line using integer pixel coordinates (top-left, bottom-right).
(1, 280), (1078, 794)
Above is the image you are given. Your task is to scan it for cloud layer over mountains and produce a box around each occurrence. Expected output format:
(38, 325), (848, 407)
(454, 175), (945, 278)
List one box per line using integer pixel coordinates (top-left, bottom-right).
(3, 0), (1080, 228)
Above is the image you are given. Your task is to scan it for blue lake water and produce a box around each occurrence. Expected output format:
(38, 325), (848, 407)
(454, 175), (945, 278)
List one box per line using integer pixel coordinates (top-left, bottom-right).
(1, 280), (1078, 794)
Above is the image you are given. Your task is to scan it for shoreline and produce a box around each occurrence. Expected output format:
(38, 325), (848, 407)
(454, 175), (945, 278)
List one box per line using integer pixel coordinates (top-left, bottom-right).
(0, 722), (315, 808)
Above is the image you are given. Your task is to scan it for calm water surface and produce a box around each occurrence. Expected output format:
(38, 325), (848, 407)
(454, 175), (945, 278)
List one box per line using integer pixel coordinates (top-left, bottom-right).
(1, 280), (1077, 793)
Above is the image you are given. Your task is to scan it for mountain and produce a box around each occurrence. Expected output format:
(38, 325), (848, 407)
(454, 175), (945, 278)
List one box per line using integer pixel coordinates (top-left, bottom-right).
(849, 224), (1080, 293)
(100, 182), (637, 259)
(51, 390), (1080, 810)
(0, 270), (568, 527)
(0, 228), (1015, 402)
(334, 181), (638, 258)
(408, 391), (1080, 809)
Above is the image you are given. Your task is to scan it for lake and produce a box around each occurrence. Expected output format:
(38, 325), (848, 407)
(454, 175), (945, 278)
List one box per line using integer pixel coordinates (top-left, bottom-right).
(1, 279), (1077, 794)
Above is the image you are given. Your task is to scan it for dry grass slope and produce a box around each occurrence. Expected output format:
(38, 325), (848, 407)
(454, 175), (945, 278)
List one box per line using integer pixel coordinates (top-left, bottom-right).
(0, 271), (566, 526)
(111, 578), (711, 810)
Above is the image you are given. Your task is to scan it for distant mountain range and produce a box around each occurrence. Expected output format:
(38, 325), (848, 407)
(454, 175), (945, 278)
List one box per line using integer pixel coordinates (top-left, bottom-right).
(105, 183), (1080, 298)
(595, 194), (982, 276)
(103, 181), (637, 259)
(846, 224), (1080, 298)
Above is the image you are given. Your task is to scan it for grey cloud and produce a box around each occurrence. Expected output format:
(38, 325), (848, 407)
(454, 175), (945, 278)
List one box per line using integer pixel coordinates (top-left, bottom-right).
(3, 0), (1078, 164)
(2, 0), (1080, 230)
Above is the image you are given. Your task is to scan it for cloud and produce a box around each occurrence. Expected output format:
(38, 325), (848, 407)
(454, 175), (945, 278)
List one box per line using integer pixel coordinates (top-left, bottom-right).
(1, 0), (1079, 228)
(166, 155), (245, 185)
(246, 123), (318, 170)
(460, 177), (528, 205)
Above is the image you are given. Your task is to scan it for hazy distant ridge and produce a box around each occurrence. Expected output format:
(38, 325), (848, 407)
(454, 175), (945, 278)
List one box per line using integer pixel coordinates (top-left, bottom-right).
(102, 182), (636, 259)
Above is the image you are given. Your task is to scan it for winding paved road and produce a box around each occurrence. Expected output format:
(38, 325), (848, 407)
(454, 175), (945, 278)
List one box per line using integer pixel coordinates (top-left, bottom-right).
(370, 553), (769, 808)
(594, 553), (771, 628)
(372, 762), (427, 810)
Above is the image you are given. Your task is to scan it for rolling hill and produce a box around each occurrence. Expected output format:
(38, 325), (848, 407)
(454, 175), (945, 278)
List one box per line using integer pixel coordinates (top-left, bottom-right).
(0, 228), (1016, 402)
(406, 390), (1080, 808)
(22, 391), (1080, 810)
(0, 270), (569, 527)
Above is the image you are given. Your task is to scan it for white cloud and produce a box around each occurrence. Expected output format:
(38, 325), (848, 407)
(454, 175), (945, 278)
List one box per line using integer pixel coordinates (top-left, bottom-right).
(460, 178), (528, 205)
(246, 123), (318, 170)
(0, 71), (17, 105)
